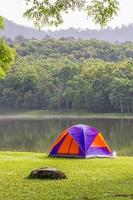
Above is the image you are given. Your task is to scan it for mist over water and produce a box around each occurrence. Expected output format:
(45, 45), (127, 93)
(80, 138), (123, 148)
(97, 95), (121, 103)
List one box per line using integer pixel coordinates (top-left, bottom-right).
(0, 118), (132, 156)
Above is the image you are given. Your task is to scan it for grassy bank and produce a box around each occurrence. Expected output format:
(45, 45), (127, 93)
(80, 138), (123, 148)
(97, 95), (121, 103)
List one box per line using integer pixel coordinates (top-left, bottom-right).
(1, 109), (133, 119)
(0, 152), (133, 200)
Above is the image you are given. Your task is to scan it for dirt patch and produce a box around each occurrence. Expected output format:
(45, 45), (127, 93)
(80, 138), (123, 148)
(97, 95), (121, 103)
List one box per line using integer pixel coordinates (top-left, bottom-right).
(113, 194), (133, 198)
(82, 197), (89, 200)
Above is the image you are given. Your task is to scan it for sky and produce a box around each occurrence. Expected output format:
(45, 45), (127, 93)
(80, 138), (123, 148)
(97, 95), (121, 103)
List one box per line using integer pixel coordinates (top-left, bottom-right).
(0, 0), (133, 30)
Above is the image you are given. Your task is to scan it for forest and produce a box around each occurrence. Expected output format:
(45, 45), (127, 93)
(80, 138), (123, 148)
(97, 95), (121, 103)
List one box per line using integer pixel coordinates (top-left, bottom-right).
(0, 37), (133, 113)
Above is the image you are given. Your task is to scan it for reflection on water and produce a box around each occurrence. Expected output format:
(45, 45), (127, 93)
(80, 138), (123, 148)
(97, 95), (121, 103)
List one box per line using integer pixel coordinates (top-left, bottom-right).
(0, 118), (133, 156)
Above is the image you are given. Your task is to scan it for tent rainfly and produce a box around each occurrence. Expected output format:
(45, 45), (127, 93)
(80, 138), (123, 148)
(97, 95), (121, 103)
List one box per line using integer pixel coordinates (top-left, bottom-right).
(49, 124), (113, 158)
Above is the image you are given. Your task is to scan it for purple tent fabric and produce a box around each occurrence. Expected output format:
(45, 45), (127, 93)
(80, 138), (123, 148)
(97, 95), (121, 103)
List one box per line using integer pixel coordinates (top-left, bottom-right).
(69, 124), (98, 153)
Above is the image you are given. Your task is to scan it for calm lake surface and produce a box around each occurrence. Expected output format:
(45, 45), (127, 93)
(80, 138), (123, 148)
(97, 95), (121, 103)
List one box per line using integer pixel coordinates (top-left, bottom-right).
(0, 117), (133, 156)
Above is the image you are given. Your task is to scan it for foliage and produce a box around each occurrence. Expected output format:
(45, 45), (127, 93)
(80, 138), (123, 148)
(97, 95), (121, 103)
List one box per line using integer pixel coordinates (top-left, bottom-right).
(0, 17), (15, 78)
(14, 38), (133, 62)
(24, 0), (119, 28)
(0, 16), (4, 29)
(0, 39), (15, 78)
(87, 0), (119, 27)
(0, 38), (133, 112)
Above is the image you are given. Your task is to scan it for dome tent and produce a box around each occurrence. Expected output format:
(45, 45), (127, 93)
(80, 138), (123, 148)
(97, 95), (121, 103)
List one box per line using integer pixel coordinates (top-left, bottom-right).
(49, 124), (112, 158)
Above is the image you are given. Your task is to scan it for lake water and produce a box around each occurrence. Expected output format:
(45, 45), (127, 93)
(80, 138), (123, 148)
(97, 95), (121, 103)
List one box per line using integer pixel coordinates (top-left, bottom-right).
(0, 117), (133, 156)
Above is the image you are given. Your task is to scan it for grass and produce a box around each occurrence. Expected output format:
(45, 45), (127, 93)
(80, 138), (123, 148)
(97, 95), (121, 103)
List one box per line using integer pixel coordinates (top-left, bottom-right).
(0, 152), (133, 200)
(1, 109), (133, 119)
(14, 109), (133, 118)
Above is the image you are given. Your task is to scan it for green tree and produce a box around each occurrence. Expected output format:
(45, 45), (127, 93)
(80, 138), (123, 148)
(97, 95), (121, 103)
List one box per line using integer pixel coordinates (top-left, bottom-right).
(80, 60), (113, 112)
(0, 16), (4, 28)
(109, 61), (133, 113)
(0, 65), (39, 108)
(0, 17), (15, 78)
(24, 0), (119, 28)
(64, 74), (88, 110)
(49, 60), (78, 111)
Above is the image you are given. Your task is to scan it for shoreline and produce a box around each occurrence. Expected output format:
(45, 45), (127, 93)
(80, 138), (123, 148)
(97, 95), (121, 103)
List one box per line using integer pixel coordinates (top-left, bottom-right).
(0, 113), (133, 120)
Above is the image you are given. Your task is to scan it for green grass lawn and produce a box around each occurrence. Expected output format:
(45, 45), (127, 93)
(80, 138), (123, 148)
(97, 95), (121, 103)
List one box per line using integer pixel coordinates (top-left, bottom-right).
(0, 152), (133, 200)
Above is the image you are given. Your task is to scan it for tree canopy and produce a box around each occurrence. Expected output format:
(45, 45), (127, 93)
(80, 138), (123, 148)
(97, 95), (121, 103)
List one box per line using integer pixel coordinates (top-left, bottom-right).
(0, 16), (4, 29)
(0, 17), (15, 78)
(0, 38), (133, 113)
(24, 0), (119, 28)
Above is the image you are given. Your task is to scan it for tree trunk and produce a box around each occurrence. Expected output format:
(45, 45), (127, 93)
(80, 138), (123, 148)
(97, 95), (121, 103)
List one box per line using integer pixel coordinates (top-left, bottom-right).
(127, 102), (130, 113)
(58, 97), (61, 112)
(66, 100), (69, 111)
(120, 98), (123, 113)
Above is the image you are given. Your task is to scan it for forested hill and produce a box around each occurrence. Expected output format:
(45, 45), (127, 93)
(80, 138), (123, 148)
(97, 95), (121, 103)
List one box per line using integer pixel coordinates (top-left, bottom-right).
(14, 38), (133, 62)
(0, 19), (133, 43)
(0, 38), (133, 113)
